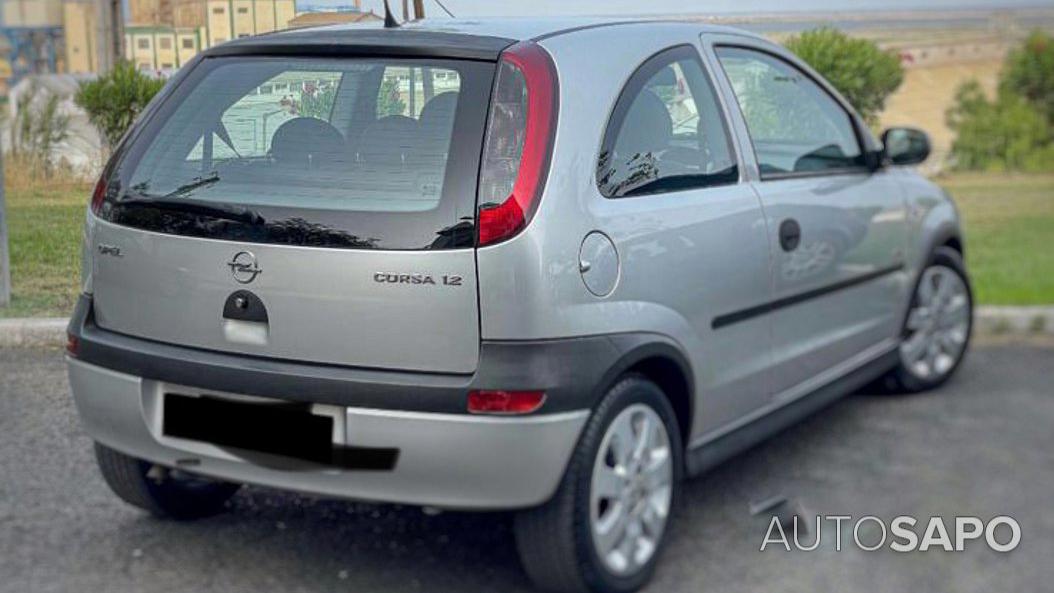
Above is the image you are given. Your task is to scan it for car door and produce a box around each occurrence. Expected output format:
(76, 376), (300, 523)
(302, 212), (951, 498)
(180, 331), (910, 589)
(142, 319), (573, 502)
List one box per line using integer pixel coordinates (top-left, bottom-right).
(713, 43), (909, 399)
(593, 44), (773, 433)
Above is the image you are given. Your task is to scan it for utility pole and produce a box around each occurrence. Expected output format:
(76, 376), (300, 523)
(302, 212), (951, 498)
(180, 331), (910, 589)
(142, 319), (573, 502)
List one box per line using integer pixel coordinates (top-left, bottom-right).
(110, 0), (124, 69)
(97, 0), (124, 73)
(399, 0), (424, 22)
(0, 151), (10, 308)
(413, 0), (431, 100)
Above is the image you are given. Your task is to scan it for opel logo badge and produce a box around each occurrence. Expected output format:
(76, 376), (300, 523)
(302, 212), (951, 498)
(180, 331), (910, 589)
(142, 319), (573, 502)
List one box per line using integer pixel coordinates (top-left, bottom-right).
(228, 251), (262, 284)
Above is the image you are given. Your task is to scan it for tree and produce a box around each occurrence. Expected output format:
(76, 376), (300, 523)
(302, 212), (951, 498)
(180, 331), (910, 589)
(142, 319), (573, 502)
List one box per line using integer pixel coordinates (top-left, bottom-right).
(784, 27), (905, 126)
(298, 82), (337, 121)
(946, 81), (1052, 172)
(377, 76), (406, 117)
(1001, 30), (1054, 126)
(945, 31), (1054, 172)
(8, 83), (70, 177)
(74, 62), (166, 150)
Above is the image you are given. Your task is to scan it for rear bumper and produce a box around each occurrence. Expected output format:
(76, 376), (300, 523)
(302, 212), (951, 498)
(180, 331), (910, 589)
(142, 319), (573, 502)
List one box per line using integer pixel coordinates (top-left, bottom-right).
(68, 357), (588, 509)
(65, 295), (686, 508)
(66, 295), (623, 415)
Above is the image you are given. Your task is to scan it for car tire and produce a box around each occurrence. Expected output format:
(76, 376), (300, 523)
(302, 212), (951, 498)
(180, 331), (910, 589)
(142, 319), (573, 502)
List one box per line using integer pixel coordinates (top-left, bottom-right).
(94, 442), (241, 520)
(514, 375), (683, 593)
(885, 246), (973, 393)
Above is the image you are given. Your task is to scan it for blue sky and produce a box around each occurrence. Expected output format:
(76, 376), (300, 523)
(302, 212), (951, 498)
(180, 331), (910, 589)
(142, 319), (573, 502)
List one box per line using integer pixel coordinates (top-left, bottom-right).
(309, 0), (1053, 16)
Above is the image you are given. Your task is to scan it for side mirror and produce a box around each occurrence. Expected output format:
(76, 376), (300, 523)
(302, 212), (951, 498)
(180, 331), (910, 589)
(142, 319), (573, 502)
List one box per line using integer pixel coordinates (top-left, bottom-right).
(881, 127), (931, 166)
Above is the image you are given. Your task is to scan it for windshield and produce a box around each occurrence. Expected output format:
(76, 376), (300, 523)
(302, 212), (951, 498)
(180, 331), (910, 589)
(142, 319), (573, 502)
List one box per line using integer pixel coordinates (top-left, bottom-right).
(103, 56), (494, 250)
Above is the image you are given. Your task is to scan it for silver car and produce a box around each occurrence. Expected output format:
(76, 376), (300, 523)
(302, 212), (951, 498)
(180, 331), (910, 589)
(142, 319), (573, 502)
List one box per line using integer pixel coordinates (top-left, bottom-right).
(67, 17), (972, 593)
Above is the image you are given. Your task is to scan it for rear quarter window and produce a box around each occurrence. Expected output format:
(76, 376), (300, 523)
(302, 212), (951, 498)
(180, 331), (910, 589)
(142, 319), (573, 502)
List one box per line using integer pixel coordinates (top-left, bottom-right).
(597, 45), (738, 198)
(103, 56), (494, 250)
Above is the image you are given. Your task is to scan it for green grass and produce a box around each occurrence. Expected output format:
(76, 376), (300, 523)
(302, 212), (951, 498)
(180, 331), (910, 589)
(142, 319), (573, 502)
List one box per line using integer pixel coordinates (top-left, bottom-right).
(0, 174), (1050, 318)
(940, 173), (1054, 305)
(0, 183), (88, 318)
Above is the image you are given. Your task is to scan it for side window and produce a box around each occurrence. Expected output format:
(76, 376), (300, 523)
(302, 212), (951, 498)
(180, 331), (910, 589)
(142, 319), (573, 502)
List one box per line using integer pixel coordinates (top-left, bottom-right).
(715, 46), (865, 177)
(598, 45), (737, 198)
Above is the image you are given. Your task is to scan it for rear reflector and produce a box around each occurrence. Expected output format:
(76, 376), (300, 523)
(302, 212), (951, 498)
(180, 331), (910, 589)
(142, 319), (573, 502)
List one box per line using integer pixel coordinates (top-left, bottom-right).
(467, 390), (546, 415)
(477, 41), (558, 247)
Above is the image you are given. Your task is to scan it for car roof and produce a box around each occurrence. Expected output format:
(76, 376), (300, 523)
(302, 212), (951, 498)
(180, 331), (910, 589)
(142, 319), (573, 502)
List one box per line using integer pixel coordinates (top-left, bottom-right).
(206, 16), (764, 61)
(378, 17), (629, 41)
(394, 17), (753, 41)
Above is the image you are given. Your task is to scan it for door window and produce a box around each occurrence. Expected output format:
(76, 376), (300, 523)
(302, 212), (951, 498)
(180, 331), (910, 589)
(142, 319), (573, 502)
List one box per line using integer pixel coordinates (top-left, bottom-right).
(715, 46), (865, 178)
(597, 45), (737, 198)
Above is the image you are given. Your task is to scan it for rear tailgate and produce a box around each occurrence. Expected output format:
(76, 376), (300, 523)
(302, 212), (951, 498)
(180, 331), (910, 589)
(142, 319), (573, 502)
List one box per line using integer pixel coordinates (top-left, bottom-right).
(92, 222), (479, 372)
(90, 54), (495, 374)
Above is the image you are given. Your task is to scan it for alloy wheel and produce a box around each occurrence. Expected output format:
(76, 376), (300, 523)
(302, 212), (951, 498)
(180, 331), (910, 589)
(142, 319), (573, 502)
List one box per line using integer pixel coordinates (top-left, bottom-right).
(589, 404), (674, 577)
(900, 265), (971, 381)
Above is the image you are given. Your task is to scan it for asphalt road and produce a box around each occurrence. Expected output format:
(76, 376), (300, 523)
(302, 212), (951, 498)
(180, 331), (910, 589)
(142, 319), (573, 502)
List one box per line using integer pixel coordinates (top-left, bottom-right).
(2, 339), (1053, 593)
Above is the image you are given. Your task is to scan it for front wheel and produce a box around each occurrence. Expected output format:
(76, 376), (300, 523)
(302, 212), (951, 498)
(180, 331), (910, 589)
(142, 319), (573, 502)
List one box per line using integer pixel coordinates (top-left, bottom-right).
(887, 246), (973, 392)
(514, 375), (682, 593)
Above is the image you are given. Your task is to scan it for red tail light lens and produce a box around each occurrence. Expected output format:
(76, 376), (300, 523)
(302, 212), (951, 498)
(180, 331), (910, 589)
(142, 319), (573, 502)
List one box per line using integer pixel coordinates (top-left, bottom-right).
(65, 332), (79, 357)
(477, 41), (558, 247)
(467, 390), (546, 415)
(90, 175), (107, 214)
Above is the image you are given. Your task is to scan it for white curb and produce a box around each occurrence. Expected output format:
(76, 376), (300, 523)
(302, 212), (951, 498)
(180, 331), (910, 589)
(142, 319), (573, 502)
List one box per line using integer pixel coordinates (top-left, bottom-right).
(974, 306), (1054, 336)
(1, 307), (1052, 349)
(0, 318), (69, 348)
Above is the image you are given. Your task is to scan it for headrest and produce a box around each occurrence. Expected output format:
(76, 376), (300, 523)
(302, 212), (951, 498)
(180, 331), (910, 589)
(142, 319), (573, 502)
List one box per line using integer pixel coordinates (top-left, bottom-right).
(270, 117), (345, 168)
(615, 90), (673, 156)
(358, 115), (420, 164)
(419, 92), (459, 132)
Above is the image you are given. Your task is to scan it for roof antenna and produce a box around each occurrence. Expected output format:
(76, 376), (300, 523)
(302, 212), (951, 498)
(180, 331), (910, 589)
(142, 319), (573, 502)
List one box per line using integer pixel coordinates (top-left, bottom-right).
(383, 0), (400, 28)
(433, 0), (455, 17)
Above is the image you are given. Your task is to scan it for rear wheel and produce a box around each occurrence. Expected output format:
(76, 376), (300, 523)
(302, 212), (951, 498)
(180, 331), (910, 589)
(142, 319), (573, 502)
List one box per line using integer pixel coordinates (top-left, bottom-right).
(887, 246), (973, 392)
(94, 443), (240, 520)
(514, 376), (682, 593)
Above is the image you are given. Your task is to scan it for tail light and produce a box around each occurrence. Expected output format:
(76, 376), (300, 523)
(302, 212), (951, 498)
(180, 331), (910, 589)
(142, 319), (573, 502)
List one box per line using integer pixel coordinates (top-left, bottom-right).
(84, 172), (109, 295)
(468, 390), (546, 415)
(90, 174), (107, 214)
(477, 41), (558, 247)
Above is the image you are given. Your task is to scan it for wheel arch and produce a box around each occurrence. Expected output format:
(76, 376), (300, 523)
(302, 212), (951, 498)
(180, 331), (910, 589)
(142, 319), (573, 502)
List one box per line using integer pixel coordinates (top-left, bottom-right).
(897, 226), (973, 350)
(917, 226), (969, 287)
(595, 335), (695, 447)
(942, 235), (964, 257)
(920, 220), (963, 261)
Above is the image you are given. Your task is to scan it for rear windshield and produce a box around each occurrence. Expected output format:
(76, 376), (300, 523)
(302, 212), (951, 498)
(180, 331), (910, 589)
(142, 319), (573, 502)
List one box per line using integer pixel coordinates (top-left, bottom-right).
(102, 56), (495, 249)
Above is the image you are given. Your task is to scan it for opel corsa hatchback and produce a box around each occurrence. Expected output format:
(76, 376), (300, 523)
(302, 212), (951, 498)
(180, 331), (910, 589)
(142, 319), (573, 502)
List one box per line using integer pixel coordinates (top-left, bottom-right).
(67, 18), (972, 593)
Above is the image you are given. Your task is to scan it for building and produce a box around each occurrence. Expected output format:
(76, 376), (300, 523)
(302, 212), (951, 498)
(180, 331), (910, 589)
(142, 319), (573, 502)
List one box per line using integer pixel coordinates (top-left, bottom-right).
(62, 0), (99, 73)
(124, 0), (297, 71)
(286, 8), (379, 29)
(125, 25), (183, 70)
(1, 0), (65, 95)
(129, 0), (174, 26)
(1, 0), (63, 28)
